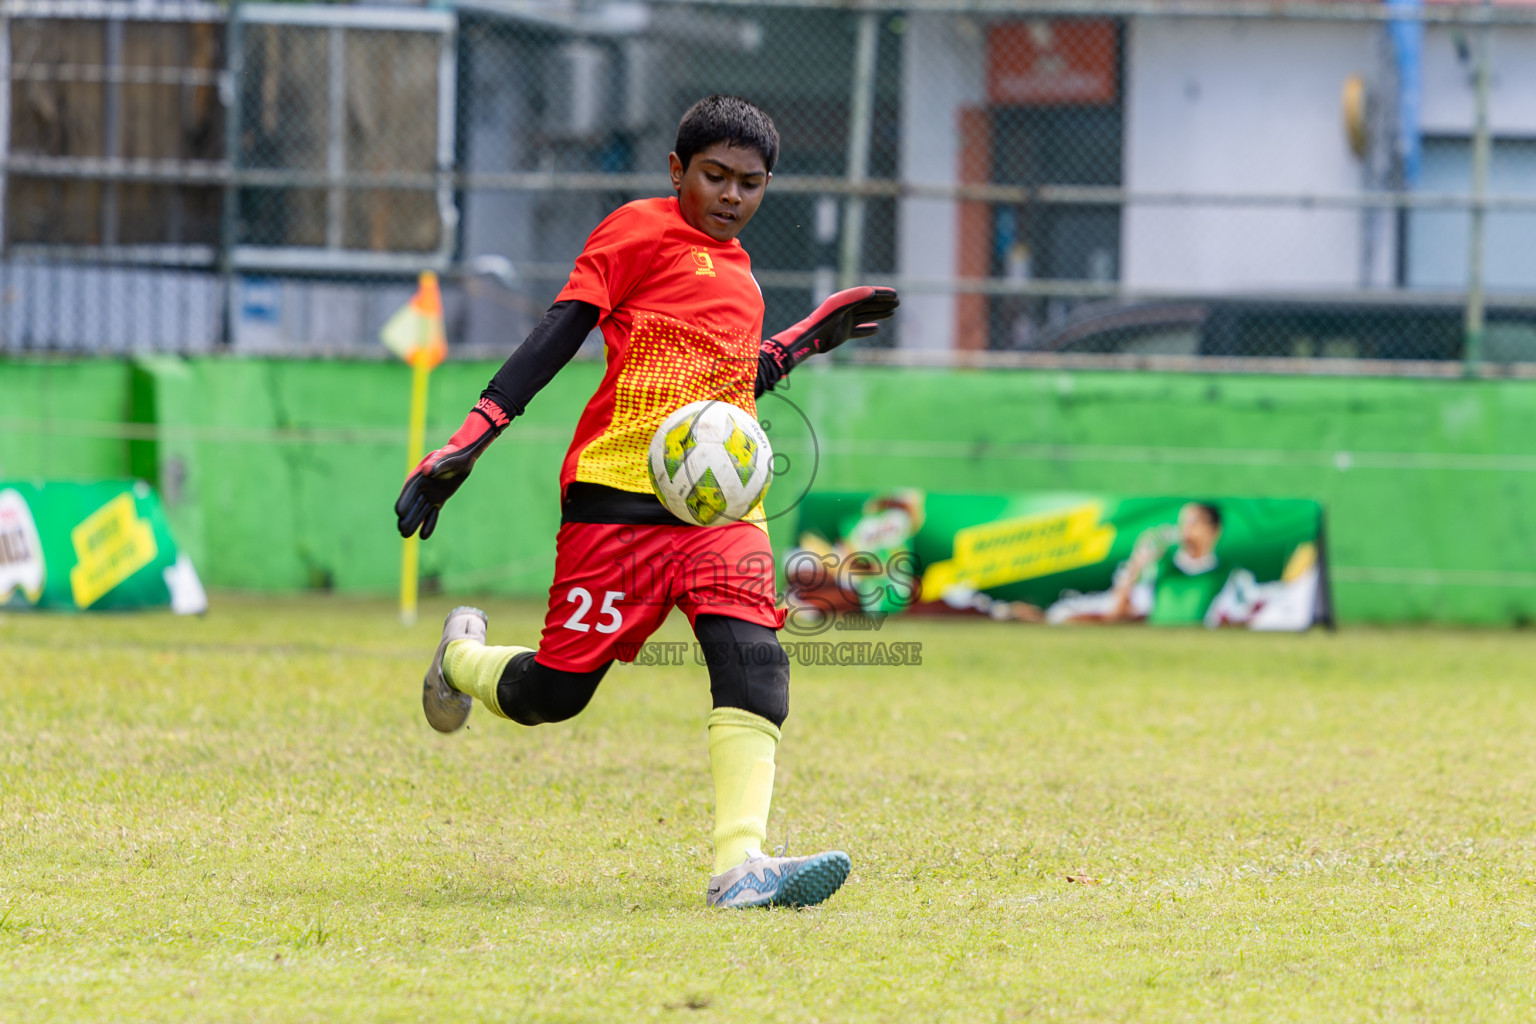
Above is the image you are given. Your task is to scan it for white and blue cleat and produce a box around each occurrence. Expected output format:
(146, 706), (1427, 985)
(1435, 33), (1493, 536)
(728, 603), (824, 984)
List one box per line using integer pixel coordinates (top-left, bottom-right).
(706, 850), (852, 909)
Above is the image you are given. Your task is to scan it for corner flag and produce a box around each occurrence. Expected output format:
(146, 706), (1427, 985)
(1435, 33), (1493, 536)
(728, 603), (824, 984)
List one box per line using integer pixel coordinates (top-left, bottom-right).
(383, 272), (448, 626)
(381, 271), (448, 370)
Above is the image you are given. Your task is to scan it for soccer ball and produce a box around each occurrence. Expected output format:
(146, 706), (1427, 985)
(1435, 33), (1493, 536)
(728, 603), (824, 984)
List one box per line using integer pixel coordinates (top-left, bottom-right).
(647, 400), (772, 526)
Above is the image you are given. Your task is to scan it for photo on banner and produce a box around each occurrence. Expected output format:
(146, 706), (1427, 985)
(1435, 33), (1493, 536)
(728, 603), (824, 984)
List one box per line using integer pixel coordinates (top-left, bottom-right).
(789, 491), (1331, 631)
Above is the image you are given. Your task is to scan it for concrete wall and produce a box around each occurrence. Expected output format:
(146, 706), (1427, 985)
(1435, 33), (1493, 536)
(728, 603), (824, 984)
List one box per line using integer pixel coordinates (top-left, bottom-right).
(1419, 25), (1536, 136)
(9, 356), (1536, 626)
(896, 13), (985, 351)
(1120, 17), (1376, 293)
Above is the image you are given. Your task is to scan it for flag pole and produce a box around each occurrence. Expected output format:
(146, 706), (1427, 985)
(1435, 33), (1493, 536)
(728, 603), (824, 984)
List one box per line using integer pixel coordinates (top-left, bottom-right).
(400, 355), (431, 627)
(386, 270), (445, 628)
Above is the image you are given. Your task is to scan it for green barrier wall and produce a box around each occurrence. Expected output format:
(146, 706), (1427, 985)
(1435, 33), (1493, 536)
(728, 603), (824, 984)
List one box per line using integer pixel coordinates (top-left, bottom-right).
(0, 360), (136, 480)
(4, 356), (1536, 624)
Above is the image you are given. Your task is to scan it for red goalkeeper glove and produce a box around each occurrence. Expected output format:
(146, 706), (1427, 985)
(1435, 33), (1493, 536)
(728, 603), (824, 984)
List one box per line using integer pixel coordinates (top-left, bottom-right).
(761, 286), (899, 379)
(394, 397), (510, 540)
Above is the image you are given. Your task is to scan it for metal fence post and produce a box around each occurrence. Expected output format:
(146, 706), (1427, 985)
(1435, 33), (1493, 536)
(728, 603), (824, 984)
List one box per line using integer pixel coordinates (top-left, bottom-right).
(1463, 0), (1493, 374)
(102, 17), (123, 248)
(435, 15), (460, 269)
(1, 11), (10, 350)
(326, 25), (346, 252)
(837, 10), (878, 292)
(220, 2), (244, 349)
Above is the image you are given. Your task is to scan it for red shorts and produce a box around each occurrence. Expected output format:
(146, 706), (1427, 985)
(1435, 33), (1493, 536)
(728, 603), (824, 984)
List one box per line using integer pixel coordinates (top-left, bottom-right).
(537, 521), (786, 671)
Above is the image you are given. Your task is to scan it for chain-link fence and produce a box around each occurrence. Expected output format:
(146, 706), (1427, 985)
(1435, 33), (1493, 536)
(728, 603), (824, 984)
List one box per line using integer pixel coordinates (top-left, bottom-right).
(5, 0), (1536, 369)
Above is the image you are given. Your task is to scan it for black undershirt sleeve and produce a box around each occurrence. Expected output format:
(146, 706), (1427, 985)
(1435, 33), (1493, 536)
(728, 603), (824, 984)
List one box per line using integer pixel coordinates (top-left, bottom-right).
(481, 299), (601, 419)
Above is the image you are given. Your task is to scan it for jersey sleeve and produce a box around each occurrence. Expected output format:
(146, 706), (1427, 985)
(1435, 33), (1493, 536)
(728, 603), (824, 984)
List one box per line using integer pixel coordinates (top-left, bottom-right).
(556, 203), (664, 318)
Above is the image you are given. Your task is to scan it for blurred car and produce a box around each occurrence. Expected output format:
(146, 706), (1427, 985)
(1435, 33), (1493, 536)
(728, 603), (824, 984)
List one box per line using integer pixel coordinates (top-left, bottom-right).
(1021, 298), (1536, 362)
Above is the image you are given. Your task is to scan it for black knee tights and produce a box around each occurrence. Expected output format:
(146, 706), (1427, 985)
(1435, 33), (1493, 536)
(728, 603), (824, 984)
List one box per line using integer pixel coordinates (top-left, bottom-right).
(495, 616), (788, 728)
(495, 652), (610, 726)
(693, 614), (790, 728)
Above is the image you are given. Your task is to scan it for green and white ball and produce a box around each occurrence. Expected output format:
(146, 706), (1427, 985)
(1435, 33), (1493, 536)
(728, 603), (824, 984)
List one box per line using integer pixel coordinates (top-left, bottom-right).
(647, 400), (772, 527)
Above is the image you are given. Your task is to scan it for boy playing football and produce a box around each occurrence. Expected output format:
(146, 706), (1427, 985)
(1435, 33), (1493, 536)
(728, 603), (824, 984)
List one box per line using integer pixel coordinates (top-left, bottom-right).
(394, 95), (898, 908)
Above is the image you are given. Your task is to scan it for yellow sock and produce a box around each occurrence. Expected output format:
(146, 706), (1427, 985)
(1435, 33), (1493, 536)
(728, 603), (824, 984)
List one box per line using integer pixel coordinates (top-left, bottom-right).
(708, 707), (781, 875)
(443, 639), (532, 720)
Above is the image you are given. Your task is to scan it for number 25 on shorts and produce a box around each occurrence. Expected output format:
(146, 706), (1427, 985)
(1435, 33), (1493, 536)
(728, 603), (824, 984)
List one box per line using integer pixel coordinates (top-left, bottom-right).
(564, 588), (624, 634)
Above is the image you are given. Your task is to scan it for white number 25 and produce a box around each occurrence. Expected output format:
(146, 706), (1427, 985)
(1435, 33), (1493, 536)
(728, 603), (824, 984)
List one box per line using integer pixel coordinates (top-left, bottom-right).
(563, 588), (624, 634)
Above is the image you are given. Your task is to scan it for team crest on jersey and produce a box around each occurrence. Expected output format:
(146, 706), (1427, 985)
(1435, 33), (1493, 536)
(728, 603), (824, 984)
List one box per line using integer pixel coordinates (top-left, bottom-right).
(690, 250), (716, 278)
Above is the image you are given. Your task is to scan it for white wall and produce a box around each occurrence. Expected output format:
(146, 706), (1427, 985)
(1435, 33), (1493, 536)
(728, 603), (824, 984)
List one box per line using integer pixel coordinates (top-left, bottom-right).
(1419, 25), (1536, 136)
(895, 13), (985, 350)
(1407, 27), (1536, 294)
(1121, 18), (1376, 293)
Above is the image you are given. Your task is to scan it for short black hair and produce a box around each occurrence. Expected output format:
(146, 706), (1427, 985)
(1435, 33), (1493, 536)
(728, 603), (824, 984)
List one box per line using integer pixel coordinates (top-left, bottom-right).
(674, 95), (779, 174)
(1193, 502), (1223, 529)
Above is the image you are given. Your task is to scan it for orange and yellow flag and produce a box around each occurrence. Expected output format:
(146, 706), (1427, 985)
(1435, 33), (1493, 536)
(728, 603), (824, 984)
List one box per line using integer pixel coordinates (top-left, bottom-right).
(380, 271), (447, 370)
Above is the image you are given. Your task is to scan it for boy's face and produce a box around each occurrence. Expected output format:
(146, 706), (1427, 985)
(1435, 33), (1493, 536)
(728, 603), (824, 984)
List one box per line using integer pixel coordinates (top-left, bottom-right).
(1178, 504), (1221, 559)
(669, 142), (770, 243)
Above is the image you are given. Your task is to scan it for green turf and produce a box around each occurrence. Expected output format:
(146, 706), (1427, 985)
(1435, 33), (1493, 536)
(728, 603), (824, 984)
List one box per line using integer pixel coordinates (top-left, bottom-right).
(3, 597), (1535, 1022)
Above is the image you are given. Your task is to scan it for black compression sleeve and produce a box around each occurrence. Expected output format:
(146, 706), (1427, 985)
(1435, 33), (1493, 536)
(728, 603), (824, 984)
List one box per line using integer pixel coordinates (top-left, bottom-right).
(693, 614), (789, 727)
(495, 651), (611, 726)
(481, 300), (601, 419)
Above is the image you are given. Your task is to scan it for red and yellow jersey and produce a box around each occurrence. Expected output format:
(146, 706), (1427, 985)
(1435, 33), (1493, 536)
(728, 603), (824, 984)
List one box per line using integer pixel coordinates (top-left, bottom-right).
(555, 196), (764, 497)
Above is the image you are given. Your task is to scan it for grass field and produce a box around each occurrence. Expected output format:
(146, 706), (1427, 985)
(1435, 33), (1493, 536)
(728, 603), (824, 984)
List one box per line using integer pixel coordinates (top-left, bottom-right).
(3, 597), (1536, 1022)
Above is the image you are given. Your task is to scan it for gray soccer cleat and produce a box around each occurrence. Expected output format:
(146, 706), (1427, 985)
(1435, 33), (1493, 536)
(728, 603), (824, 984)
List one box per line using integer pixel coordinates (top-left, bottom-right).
(421, 606), (487, 733)
(706, 850), (852, 909)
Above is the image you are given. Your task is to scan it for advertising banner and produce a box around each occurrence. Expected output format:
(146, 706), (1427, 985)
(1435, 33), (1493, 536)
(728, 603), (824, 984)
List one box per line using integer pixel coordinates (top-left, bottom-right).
(0, 480), (206, 614)
(790, 491), (1330, 631)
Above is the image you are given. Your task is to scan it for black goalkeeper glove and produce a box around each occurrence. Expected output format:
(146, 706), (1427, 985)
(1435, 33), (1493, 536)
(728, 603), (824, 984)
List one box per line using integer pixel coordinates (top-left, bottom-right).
(394, 397), (510, 540)
(760, 286), (899, 382)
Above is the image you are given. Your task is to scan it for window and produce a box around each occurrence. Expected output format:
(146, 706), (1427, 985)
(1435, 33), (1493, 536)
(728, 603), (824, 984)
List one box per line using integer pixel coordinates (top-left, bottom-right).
(1408, 137), (1536, 293)
(5, 8), (225, 260)
(231, 4), (458, 272)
